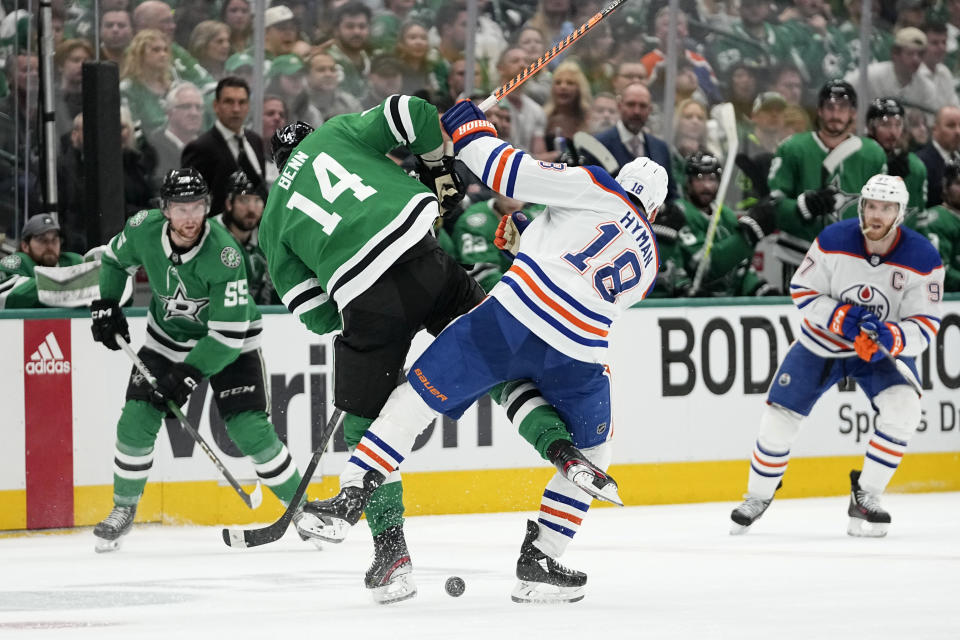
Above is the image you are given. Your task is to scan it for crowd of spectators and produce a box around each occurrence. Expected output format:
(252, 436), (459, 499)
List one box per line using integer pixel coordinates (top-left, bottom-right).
(2, 0), (960, 303)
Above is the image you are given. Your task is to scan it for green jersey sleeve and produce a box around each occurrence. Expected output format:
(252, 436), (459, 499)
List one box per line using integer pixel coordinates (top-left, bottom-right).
(0, 274), (40, 309)
(100, 212), (149, 300)
(183, 270), (253, 377)
(348, 94), (444, 157)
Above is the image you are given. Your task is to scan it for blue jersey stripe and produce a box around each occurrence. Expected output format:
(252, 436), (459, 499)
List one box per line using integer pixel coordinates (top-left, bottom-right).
(750, 462), (785, 478)
(796, 295), (820, 310)
(348, 456), (375, 473)
(513, 254), (612, 326)
(755, 441), (789, 458)
(481, 142), (510, 184)
(364, 431), (405, 463)
(538, 517), (577, 539)
(501, 275), (608, 349)
(865, 452), (899, 469)
(505, 151), (525, 198)
(543, 489), (590, 512)
(800, 325), (849, 353)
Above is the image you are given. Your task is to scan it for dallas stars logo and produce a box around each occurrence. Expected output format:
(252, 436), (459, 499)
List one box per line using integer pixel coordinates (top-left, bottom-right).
(159, 282), (209, 322)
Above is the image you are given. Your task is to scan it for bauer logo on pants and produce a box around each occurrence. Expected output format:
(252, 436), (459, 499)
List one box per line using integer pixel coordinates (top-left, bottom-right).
(25, 331), (71, 375)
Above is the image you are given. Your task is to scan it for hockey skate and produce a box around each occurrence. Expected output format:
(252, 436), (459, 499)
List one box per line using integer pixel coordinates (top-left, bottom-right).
(93, 505), (137, 553)
(511, 520), (586, 604)
(847, 469), (891, 538)
(365, 525), (416, 605)
(547, 441), (623, 506)
(292, 506), (334, 549)
(729, 480), (782, 535)
(301, 470), (384, 543)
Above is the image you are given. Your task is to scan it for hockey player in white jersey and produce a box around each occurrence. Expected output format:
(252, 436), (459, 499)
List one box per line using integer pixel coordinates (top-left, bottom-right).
(304, 99), (668, 603)
(731, 174), (944, 537)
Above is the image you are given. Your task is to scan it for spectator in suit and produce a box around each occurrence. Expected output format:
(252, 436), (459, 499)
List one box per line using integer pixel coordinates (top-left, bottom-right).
(146, 82), (204, 189)
(916, 105), (960, 207)
(181, 76), (265, 215)
(587, 82), (679, 202)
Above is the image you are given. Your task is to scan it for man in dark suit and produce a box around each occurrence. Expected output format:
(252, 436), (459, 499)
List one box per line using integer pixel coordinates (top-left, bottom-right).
(916, 105), (960, 207)
(181, 76), (265, 215)
(584, 83), (679, 202)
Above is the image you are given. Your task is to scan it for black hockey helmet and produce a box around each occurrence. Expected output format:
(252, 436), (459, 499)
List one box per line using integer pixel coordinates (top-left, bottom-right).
(271, 121), (314, 171)
(160, 168), (210, 207)
(818, 79), (857, 108)
(866, 97), (905, 123)
(944, 162), (960, 187)
(685, 151), (722, 179)
(227, 169), (266, 202)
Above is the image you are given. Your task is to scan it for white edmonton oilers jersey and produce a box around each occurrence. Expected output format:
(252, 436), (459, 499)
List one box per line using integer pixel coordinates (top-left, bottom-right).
(789, 218), (943, 358)
(458, 135), (660, 363)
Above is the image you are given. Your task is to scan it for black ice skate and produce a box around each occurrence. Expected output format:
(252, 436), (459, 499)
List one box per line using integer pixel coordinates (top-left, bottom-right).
(364, 525), (416, 605)
(301, 470), (384, 542)
(847, 469), (891, 538)
(511, 520), (587, 604)
(93, 504), (137, 553)
(729, 481), (782, 535)
(547, 440), (623, 506)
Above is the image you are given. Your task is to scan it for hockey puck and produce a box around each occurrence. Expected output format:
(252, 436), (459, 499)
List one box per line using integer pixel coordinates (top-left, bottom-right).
(445, 576), (465, 597)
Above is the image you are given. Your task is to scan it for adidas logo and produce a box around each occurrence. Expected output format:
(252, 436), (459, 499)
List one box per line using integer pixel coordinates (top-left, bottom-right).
(25, 332), (71, 375)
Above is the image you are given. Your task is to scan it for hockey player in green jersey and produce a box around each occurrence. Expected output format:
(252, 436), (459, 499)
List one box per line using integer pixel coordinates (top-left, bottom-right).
(675, 152), (777, 296)
(89, 169), (326, 553)
(213, 171), (279, 304)
(262, 98), (587, 604)
(0, 214), (84, 309)
(865, 98), (927, 216)
(922, 163), (960, 291)
(768, 80), (886, 289)
(448, 193), (543, 293)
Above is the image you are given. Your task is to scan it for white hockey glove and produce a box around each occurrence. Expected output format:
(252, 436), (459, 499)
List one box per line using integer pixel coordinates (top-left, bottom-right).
(494, 211), (530, 258)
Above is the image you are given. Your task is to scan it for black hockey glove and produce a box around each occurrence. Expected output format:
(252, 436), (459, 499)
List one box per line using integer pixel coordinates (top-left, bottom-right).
(90, 299), (129, 351)
(416, 155), (465, 215)
(650, 201), (686, 242)
(151, 362), (202, 411)
(886, 150), (910, 178)
(796, 186), (837, 220)
(738, 198), (777, 245)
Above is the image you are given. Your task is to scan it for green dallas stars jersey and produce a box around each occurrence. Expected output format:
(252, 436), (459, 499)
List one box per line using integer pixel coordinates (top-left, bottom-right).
(260, 94), (443, 336)
(100, 209), (262, 377)
(769, 132), (887, 250)
(920, 204), (960, 291)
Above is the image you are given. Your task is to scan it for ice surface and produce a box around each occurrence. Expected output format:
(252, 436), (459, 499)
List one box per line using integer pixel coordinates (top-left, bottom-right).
(1, 493), (958, 640)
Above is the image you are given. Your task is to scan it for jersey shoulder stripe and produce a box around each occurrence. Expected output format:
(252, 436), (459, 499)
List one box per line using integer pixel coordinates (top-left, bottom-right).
(816, 218), (865, 255)
(513, 253), (612, 326)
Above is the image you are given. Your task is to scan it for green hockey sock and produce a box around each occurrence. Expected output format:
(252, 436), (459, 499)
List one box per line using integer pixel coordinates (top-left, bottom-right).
(493, 381), (571, 459)
(343, 412), (406, 533)
(113, 400), (165, 506)
(225, 411), (303, 505)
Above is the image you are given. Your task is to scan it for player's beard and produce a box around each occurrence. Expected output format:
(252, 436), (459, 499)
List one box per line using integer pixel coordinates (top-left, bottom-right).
(170, 218), (205, 246)
(821, 116), (852, 137)
(37, 251), (59, 267)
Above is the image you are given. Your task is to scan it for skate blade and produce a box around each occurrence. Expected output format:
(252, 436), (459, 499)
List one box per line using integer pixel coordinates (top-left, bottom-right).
(571, 471), (623, 506)
(510, 580), (585, 604)
(729, 521), (752, 535)
(371, 573), (417, 605)
(847, 517), (889, 538)
(94, 537), (123, 553)
(300, 517), (350, 543)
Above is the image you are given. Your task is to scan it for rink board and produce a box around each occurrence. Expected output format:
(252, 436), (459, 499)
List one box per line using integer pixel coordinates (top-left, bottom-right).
(1, 300), (958, 531)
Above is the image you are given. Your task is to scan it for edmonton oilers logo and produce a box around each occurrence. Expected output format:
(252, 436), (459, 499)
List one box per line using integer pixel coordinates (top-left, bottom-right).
(840, 283), (889, 319)
(778, 373), (791, 386)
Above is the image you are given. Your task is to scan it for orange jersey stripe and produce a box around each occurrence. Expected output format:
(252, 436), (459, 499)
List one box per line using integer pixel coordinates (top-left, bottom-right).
(909, 315), (939, 335)
(791, 290), (819, 299)
(356, 443), (394, 473)
(540, 504), (583, 525)
(754, 452), (788, 468)
(506, 265), (609, 336)
(804, 319), (850, 350)
(869, 440), (904, 458)
(492, 148), (516, 192)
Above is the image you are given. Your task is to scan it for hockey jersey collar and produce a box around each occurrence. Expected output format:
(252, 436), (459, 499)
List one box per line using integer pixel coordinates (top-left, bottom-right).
(161, 220), (211, 265)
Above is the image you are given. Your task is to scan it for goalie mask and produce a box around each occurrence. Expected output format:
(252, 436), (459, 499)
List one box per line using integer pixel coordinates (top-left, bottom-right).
(858, 174), (908, 239)
(616, 157), (668, 221)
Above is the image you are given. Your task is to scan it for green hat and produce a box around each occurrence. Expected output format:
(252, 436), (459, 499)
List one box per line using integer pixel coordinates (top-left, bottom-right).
(268, 54), (305, 79)
(226, 52), (255, 72)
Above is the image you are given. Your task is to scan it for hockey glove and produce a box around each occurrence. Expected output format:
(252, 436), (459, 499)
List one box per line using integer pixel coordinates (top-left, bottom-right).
(886, 151), (910, 178)
(90, 299), (129, 351)
(494, 211), (530, 258)
(829, 303), (880, 342)
(738, 198), (777, 245)
(855, 321), (905, 362)
(441, 100), (497, 154)
(796, 186), (837, 220)
(151, 362), (202, 410)
(651, 201), (686, 242)
(416, 155), (465, 215)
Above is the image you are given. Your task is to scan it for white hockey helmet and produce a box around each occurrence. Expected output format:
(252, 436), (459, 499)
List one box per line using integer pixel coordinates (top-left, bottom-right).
(858, 174), (908, 239)
(616, 157), (669, 219)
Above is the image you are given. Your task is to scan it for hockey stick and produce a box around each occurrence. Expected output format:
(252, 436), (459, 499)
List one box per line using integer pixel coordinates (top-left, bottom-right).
(862, 328), (923, 394)
(822, 136), (863, 179)
(478, 0), (630, 112)
(572, 131), (620, 174)
(690, 102), (739, 295)
(222, 408), (343, 548)
(116, 335), (263, 510)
